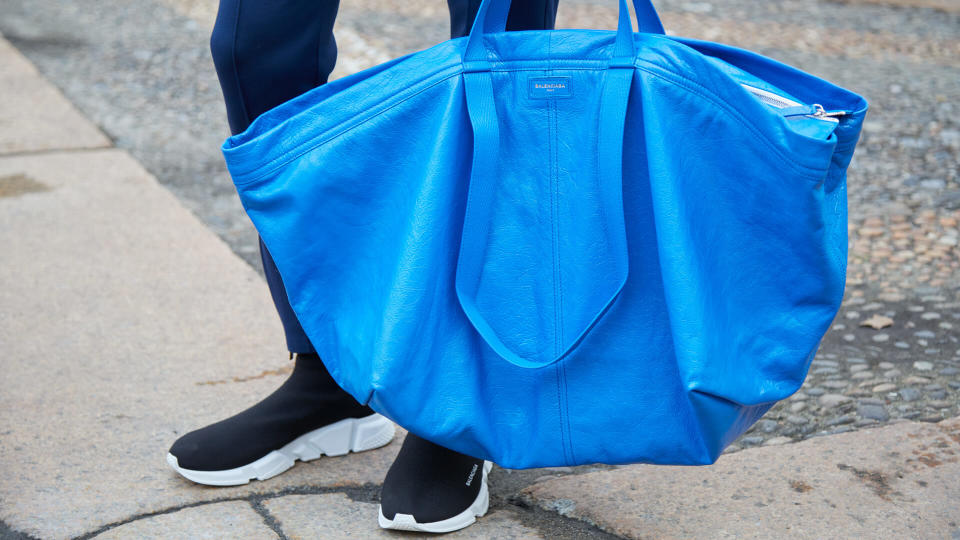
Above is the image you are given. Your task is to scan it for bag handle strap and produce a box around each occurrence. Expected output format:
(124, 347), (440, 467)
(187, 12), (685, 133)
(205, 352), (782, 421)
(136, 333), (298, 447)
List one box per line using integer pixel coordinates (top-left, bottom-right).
(464, 0), (665, 64)
(456, 0), (636, 369)
(482, 0), (665, 35)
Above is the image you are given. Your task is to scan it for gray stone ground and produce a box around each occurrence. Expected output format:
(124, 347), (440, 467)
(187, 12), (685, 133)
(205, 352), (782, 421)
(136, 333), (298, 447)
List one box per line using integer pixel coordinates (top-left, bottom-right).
(0, 0), (958, 538)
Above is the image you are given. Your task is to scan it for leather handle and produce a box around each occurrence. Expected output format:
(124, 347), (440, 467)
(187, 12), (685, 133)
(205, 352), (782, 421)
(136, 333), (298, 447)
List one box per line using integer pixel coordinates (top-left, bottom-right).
(464, 0), (665, 64)
(456, 37), (635, 369)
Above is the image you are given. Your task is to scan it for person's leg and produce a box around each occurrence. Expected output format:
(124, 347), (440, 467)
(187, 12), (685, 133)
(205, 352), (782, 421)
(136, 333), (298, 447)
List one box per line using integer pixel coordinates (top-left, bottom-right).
(378, 0), (559, 533)
(167, 0), (394, 486)
(214, 0), (341, 354)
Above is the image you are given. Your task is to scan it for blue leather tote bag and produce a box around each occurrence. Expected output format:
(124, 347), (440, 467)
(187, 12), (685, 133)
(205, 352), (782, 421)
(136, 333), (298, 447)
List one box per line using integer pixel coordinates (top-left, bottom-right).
(223, 0), (868, 468)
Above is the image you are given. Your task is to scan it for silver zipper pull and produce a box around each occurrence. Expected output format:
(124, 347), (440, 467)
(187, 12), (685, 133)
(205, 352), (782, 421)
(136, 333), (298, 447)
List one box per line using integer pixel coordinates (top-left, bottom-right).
(811, 104), (847, 118)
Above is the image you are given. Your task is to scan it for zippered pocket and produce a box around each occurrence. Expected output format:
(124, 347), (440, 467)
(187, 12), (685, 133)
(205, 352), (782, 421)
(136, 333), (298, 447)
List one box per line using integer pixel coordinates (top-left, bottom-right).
(741, 83), (846, 124)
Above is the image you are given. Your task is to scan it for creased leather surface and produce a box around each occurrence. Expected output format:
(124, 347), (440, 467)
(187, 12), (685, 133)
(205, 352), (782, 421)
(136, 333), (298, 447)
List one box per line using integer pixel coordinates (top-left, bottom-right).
(223, 16), (867, 468)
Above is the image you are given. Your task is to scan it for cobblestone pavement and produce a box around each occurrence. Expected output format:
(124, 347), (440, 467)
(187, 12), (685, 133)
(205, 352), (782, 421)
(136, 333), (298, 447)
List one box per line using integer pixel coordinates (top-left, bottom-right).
(1, 0), (957, 537)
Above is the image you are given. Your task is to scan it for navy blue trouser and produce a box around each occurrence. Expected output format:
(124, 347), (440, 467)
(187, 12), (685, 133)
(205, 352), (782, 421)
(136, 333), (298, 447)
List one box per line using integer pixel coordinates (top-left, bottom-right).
(211, 0), (560, 353)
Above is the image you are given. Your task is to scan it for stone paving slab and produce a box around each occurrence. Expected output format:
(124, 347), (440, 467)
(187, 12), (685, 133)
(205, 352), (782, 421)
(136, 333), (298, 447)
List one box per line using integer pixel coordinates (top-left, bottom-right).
(520, 417), (960, 539)
(264, 493), (544, 539)
(0, 148), (400, 539)
(90, 501), (277, 539)
(0, 35), (109, 154)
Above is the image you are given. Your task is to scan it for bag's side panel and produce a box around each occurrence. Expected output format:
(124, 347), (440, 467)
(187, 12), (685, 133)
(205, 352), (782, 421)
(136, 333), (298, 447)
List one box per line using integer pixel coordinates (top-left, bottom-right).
(235, 75), (470, 404)
(635, 69), (845, 408)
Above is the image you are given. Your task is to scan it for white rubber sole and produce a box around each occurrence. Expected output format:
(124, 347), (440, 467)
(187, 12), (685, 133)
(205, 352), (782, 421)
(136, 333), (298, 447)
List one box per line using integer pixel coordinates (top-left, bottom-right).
(377, 461), (493, 534)
(166, 413), (395, 486)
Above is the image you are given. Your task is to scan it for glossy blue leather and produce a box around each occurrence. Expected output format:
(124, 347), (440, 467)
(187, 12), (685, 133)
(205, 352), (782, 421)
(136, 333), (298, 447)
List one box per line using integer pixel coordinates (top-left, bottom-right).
(223, 0), (867, 468)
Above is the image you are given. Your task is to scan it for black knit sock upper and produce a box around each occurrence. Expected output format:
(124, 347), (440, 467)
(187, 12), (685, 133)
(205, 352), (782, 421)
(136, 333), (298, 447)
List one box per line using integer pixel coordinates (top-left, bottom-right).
(169, 353), (372, 470)
(379, 433), (487, 523)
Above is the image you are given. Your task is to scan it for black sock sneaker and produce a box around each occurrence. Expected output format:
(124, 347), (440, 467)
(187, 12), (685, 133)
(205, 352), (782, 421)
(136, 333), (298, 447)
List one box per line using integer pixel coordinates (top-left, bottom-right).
(167, 353), (395, 486)
(378, 433), (491, 533)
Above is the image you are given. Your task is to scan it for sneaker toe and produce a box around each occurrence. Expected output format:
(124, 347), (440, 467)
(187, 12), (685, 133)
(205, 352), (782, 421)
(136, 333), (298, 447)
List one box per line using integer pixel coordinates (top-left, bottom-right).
(168, 430), (211, 470)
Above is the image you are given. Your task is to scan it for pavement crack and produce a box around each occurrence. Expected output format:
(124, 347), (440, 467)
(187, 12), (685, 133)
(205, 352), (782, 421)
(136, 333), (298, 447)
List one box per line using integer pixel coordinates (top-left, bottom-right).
(248, 499), (287, 540)
(1, 518), (43, 540)
(502, 493), (628, 540)
(71, 484), (383, 539)
(72, 496), (254, 540)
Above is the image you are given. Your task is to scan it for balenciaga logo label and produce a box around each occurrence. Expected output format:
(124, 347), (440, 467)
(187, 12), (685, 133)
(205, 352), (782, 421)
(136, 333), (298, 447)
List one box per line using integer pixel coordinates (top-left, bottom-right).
(529, 76), (572, 99)
(465, 463), (479, 486)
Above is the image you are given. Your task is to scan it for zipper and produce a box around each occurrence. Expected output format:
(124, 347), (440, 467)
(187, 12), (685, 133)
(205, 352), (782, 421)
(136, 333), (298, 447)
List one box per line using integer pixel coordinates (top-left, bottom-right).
(742, 83), (802, 109)
(740, 83), (846, 123)
(810, 103), (848, 119)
